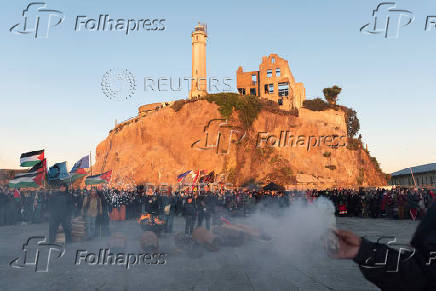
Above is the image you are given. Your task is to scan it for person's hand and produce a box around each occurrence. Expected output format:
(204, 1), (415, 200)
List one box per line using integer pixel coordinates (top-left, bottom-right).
(332, 229), (362, 259)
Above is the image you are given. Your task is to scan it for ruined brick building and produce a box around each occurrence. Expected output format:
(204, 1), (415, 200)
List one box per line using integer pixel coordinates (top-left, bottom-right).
(236, 54), (306, 110)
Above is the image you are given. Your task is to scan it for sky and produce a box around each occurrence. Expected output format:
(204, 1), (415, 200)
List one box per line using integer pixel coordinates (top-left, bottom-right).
(0, 0), (435, 174)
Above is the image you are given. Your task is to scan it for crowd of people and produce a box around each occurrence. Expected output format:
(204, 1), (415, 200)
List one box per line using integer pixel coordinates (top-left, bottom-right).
(309, 188), (435, 220)
(0, 184), (434, 242)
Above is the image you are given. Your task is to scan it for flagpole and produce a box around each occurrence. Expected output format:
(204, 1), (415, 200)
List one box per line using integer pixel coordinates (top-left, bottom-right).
(69, 164), (72, 188)
(410, 167), (417, 188)
(43, 159), (47, 190)
(90, 151), (93, 176)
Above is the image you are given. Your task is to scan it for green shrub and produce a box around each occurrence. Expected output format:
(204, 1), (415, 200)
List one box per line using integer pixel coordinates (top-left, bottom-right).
(323, 85), (342, 105)
(344, 107), (360, 138)
(206, 93), (262, 129)
(258, 99), (299, 117)
(302, 98), (332, 111)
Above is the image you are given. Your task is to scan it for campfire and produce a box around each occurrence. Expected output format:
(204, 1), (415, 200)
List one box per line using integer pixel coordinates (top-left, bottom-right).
(137, 214), (165, 225)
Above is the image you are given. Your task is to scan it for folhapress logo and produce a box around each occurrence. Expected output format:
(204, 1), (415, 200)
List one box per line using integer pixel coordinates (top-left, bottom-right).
(191, 119), (247, 155)
(10, 2), (166, 39)
(9, 236), (65, 272)
(360, 2), (414, 39)
(10, 2), (64, 38)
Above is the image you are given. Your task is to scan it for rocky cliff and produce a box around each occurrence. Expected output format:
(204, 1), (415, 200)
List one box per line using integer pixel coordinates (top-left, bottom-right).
(94, 99), (386, 189)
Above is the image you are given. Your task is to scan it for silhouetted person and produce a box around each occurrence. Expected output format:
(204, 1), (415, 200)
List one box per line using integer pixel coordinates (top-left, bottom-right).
(48, 184), (73, 244)
(183, 195), (196, 235)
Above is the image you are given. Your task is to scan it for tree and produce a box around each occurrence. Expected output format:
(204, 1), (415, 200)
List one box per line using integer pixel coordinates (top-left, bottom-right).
(323, 85), (342, 105)
(345, 107), (360, 138)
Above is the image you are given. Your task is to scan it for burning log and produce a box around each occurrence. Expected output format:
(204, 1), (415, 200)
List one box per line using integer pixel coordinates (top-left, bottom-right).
(138, 213), (166, 234)
(213, 225), (245, 246)
(192, 227), (221, 251)
(220, 218), (271, 241)
(140, 231), (159, 252)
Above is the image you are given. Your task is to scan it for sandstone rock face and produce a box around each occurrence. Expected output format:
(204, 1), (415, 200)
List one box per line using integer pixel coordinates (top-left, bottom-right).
(94, 100), (386, 189)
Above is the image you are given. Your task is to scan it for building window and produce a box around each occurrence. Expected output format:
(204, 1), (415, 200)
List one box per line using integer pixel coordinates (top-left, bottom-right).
(278, 82), (289, 97)
(250, 88), (256, 95)
(266, 69), (272, 78)
(268, 83), (274, 94)
(271, 57), (275, 64)
(278, 98), (283, 105)
(238, 88), (246, 95)
(276, 68), (281, 77)
(251, 74), (257, 85)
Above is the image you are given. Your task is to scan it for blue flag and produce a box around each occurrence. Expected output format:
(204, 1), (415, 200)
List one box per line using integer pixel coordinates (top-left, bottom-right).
(48, 162), (70, 181)
(177, 170), (192, 182)
(70, 155), (90, 174)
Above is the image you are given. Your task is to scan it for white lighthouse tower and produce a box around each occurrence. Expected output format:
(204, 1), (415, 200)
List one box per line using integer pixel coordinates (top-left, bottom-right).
(189, 23), (208, 99)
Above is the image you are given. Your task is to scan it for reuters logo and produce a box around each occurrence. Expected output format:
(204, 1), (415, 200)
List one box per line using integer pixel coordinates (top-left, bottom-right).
(101, 68), (136, 101)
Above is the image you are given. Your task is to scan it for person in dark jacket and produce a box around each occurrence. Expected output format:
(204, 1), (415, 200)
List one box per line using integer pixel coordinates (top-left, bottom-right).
(162, 192), (176, 233)
(333, 200), (436, 291)
(48, 184), (73, 244)
(183, 195), (196, 235)
(96, 190), (110, 237)
(0, 188), (7, 226)
(197, 192), (213, 230)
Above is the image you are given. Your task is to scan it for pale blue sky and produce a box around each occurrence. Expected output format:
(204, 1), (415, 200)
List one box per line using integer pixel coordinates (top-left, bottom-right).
(1, 0), (435, 174)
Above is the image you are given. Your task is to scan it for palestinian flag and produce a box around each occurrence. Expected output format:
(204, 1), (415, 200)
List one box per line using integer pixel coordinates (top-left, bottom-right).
(28, 159), (47, 173)
(85, 170), (112, 185)
(20, 150), (44, 167)
(70, 168), (87, 182)
(9, 171), (44, 188)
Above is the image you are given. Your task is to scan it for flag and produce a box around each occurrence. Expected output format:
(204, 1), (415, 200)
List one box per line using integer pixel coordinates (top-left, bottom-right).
(70, 156), (89, 182)
(71, 155), (89, 173)
(15, 159), (46, 179)
(20, 150), (44, 167)
(198, 169), (208, 183)
(85, 170), (112, 185)
(48, 162), (69, 181)
(191, 170), (200, 184)
(70, 168), (87, 182)
(203, 171), (215, 183)
(27, 159), (46, 174)
(177, 170), (191, 183)
(9, 171), (44, 188)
